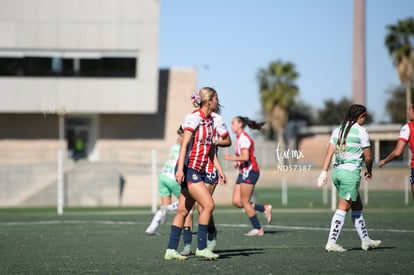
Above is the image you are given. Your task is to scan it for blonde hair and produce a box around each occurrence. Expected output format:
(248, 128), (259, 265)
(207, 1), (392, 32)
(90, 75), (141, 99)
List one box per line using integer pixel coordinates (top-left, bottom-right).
(191, 87), (217, 108)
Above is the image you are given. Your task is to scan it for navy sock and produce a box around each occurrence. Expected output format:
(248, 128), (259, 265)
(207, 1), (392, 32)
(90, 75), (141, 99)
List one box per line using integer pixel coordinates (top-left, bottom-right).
(197, 224), (208, 250)
(182, 226), (192, 245)
(249, 215), (261, 230)
(253, 203), (265, 212)
(167, 225), (182, 250)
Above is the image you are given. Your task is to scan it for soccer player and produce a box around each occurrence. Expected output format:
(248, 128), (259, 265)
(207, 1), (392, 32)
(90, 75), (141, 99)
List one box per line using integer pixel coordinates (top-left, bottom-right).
(317, 104), (381, 252)
(145, 128), (183, 235)
(223, 116), (273, 236)
(164, 87), (226, 261)
(180, 97), (231, 256)
(379, 102), (414, 200)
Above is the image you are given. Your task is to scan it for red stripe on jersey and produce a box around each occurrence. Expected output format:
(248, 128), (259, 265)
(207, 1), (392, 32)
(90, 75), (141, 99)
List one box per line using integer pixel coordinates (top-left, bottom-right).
(185, 110), (215, 172)
(408, 122), (414, 168)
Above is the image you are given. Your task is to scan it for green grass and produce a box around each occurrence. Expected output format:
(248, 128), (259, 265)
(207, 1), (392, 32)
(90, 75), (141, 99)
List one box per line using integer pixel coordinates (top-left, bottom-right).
(1, 188), (413, 274)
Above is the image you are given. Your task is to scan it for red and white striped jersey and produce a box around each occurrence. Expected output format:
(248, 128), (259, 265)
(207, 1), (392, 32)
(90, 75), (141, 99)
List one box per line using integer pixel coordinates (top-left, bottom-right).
(235, 131), (259, 174)
(182, 109), (215, 172)
(398, 122), (414, 168)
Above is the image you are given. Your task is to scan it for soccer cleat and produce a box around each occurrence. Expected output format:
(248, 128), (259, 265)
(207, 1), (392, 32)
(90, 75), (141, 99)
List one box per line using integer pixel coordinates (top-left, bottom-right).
(180, 244), (192, 256)
(164, 249), (188, 260)
(207, 228), (217, 251)
(195, 248), (219, 260)
(160, 205), (168, 224)
(245, 228), (264, 236)
(264, 204), (273, 224)
(145, 227), (156, 236)
(361, 239), (382, 251)
(325, 241), (347, 252)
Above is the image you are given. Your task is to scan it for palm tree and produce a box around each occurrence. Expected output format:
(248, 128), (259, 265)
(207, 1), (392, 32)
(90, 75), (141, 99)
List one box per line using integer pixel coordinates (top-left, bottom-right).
(257, 61), (299, 149)
(385, 17), (414, 118)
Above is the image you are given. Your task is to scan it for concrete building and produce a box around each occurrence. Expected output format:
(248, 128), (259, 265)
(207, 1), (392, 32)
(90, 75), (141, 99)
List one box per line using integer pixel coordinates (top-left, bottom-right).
(0, 0), (160, 157)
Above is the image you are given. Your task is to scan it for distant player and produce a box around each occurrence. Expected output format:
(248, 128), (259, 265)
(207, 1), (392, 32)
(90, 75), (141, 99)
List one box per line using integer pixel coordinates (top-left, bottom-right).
(379, 102), (414, 200)
(317, 104), (381, 252)
(224, 116), (272, 236)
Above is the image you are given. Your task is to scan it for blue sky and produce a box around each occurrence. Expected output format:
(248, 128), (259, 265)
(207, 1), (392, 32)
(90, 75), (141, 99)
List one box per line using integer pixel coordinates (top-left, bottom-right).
(159, 0), (414, 126)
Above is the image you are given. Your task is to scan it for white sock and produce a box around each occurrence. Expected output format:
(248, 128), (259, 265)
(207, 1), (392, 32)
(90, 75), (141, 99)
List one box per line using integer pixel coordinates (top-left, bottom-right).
(351, 210), (369, 241)
(147, 209), (163, 232)
(328, 209), (347, 243)
(166, 201), (179, 212)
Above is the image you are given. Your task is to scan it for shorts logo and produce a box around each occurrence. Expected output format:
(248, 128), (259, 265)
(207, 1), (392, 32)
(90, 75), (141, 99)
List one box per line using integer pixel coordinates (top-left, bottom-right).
(192, 173), (198, 181)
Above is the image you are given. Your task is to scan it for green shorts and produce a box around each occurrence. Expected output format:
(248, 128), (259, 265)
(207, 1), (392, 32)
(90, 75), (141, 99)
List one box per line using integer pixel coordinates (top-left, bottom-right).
(332, 169), (361, 202)
(158, 173), (181, 198)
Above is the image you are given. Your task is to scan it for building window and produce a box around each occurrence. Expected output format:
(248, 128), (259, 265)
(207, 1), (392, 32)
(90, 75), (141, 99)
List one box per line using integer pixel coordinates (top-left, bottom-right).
(0, 50), (137, 78)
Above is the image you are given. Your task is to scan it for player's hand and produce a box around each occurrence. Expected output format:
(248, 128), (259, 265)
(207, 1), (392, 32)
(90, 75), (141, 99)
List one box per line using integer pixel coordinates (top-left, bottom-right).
(219, 172), (227, 186)
(223, 152), (231, 161)
(364, 171), (372, 181)
(378, 160), (385, 168)
(317, 171), (328, 187)
(175, 170), (184, 184)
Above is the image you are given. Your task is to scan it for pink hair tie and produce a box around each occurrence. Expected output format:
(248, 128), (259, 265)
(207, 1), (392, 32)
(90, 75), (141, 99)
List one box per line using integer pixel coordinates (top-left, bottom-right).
(190, 90), (202, 106)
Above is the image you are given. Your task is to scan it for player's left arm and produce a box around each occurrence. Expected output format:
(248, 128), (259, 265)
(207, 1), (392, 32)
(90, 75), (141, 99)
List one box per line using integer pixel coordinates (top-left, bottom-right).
(213, 152), (227, 185)
(362, 146), (373, 181)
(217, 133), (231, 147)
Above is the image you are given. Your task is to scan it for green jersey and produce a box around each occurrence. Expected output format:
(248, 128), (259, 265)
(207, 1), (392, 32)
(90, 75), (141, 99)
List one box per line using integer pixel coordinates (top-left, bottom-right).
(161, 143), (180, 179)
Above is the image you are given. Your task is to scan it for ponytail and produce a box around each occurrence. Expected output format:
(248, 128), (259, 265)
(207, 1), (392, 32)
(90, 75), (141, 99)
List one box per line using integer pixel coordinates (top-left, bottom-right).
(335, 104), (367, 156)
(236, 116), (266, 133)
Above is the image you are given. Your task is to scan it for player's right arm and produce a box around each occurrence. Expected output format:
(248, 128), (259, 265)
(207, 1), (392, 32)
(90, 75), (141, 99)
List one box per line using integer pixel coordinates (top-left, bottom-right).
(317, 143), (334, 187)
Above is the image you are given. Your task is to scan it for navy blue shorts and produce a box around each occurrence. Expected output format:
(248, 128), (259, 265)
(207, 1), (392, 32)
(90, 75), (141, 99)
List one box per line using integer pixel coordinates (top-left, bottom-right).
(235, 170), (260, 185)
(204, 170), (218, 185)
(175, 165), (206, 187)
(410, 168), (414, 185)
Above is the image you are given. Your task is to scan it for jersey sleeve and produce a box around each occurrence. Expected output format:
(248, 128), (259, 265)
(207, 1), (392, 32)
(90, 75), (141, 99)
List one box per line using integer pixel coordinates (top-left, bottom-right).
(399, 124), (409, 142)
(329, 128), (338, 145)
(214, 114), (229, 138)
(359, 127), (370, 148)
(239, 134), (251, 150)
(182, 113), (198, 132)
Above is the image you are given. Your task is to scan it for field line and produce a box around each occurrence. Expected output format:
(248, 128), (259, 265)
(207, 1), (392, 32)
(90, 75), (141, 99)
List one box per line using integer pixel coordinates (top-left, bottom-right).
(1, 220), (413, 233)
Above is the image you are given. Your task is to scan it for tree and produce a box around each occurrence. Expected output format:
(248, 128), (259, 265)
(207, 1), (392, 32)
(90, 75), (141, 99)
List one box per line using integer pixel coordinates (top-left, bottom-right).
(385, 17), (414, 120)
(385, 86), (414, 123)
(257, 61), (299, 146)
(317, 97), (372, 125)
(288, 99), (317, 126)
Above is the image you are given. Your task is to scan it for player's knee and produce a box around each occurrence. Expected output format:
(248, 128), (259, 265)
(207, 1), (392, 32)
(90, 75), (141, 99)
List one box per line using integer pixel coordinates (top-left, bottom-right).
(176, 207), (189, 218)
(204, 202), (215, 214)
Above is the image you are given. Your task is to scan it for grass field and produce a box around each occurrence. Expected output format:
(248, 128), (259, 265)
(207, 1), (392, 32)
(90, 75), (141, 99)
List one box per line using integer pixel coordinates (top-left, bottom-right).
(1, 188), (413, 274)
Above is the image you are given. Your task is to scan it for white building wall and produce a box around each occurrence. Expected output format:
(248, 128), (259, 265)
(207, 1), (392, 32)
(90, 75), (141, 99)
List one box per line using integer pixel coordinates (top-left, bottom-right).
(0, 0), (159, 114)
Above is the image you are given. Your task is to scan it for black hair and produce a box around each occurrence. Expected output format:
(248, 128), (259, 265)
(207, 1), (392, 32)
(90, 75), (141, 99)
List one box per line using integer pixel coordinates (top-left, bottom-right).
(177, 126), (184, 135)
(236, 116), (266, 133)
(336, 104), (367, 155)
